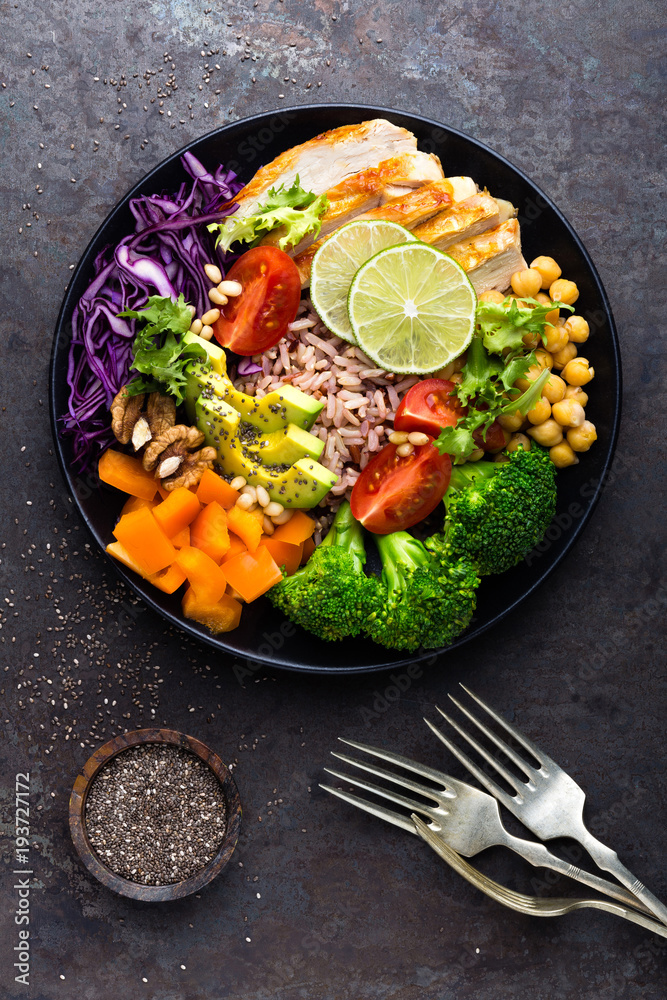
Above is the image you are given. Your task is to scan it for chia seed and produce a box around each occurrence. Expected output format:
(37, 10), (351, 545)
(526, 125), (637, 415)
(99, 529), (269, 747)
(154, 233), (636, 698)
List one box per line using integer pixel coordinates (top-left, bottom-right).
(85, 744), (227, 885)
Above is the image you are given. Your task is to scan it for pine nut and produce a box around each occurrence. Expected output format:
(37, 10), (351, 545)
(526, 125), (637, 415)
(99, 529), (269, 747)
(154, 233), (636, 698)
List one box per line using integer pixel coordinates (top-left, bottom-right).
(256, 485), (270, 508)
(186, 304), (197, 318)
(236, 493), (254, 510)
(407, 431), (430, 446)
(245, 501), (258, 512)
(189, 318), (203, 335)
(219, 279), (243, 297)
(201, 307), (221, 325)
(388, 431), (409, 444)
(200, 325), (214, 341)
(230, 476), (247, 491)
(264, 501), (284, 518)
(271, 508), (294, 525)
(262, 516), (275, 535)
(396, 442), (415, 457)
(204, 263), (222, 284)
(208, 288), (228, 306)
(240, 484), (257, 503)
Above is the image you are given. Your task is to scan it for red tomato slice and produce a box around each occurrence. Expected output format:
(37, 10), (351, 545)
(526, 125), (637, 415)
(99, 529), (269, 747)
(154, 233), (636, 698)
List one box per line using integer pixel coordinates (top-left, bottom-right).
(393, 378), (465, 437)
(212, 246), (301, 356)
(350, 440), (452, 535)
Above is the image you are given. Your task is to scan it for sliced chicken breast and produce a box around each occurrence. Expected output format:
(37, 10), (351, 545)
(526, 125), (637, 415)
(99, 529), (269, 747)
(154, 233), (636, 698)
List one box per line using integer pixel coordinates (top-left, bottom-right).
(261, 150), (444, 254)
(447, 176), (478, 202)
(446, 219), (527, 293)
(411, 193), (501, 250)
(231, 119), (420, 217)
(295, 180), (455, 286)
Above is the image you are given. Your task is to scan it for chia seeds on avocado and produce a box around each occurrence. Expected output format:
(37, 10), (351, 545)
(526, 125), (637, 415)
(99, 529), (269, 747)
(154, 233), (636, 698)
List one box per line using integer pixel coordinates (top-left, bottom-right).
(85, 744), (227, 885)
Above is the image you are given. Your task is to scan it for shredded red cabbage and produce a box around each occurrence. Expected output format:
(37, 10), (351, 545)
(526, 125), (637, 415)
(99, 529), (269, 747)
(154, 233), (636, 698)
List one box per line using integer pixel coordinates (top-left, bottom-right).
(61, 153), (242, 471)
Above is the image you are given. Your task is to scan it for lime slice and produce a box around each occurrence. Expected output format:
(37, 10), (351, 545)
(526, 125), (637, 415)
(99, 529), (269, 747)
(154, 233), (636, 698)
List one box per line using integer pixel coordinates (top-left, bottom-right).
(310, 220), (417, 344)
(347, 243), (476, 374)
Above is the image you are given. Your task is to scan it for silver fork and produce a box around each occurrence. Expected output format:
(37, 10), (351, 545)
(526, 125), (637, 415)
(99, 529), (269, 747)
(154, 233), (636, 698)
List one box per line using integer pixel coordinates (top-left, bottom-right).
(426, 684), (667, 926)
(320, 737), (651, 913)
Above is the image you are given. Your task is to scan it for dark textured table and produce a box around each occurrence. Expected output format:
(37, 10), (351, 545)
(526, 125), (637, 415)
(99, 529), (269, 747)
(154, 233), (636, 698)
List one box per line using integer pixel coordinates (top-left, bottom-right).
(1, 3), (665, 998)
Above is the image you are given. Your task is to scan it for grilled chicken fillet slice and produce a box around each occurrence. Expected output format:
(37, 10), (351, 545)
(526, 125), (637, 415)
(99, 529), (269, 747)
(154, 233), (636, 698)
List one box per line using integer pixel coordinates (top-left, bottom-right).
(295, 180), (455, 287)
(412, 193), (501, 250)
(446, 219), (527, 293)
(261, 150), (444, 254)
(230, 119), (420, 217)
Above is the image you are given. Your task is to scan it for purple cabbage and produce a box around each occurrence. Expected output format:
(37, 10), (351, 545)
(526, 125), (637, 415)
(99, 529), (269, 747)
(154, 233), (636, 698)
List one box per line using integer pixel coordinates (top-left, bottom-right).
(237, 357), (263, 376)
(61, 153), (242, 471)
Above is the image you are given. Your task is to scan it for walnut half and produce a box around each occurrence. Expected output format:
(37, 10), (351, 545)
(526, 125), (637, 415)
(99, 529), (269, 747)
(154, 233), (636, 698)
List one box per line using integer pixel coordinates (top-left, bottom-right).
(142, 425), (216, 491)
(110, 387), (176, 452)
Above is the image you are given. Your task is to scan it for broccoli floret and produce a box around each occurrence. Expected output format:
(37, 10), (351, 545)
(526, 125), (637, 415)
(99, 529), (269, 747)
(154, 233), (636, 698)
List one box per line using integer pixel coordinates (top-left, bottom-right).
(268, 501), (370, 642)
(364, 531), (479, 652)
(428, 445), (557, 575)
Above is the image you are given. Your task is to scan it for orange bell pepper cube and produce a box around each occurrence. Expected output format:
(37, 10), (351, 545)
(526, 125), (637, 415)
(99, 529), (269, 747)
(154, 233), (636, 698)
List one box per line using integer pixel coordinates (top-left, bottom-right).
(169, 525), (190, 549)
(300, 536), (316, 565)
(196, 469), (242, 509)
(227, 504), (263, 553)
(222, 544), (282, 603)
(271, 510), (315, 546)
(262, 537), (303, 577)
(153, 487), (201, 538)
(221, 534), (247, 564)
(106, 540), (147, 577)
(174, 545), (228, 604)
(182, 587), (243, 634)
(120, 495), (157, 517)
(190, 501), (230, 562)
(148, 563), (187, 595)
(112, 507), (176, 576)
(98, 449), (158, 501)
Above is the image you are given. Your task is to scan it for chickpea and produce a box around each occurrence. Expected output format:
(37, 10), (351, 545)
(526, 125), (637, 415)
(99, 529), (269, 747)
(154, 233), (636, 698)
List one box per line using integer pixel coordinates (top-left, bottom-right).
(549, 442), (579, 468)
(552, 342), (578, 370)
(527, 418), (563, 447)
(498, 410), (524, 432)
(530, 255), (562, 289)
(562, 357), (594, 386)
(514, 363), (544, 391)
(535, 292), (552, 306)
(510, 268), (542, 298)
(527, 396), (551, 425)
(494, 453), (510, 463)
(549, 278), (579, 305)
(468, 448), (485, 462)
(567, 420), (597, 452)
(534, 348), (553, 370)
(507, 432), (531, 453)
(522, 331), (541, 350)
(564, 315), (589, 343)
(564, 384), (588, 407)
(543, 321), (569, 355)
(551, 398), (585, 427)
(542, 372), (566, 404)
(478, 289), (506, 304)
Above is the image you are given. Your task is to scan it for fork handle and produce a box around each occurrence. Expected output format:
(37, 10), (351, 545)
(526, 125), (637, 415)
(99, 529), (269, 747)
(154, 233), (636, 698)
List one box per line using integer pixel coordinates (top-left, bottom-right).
(578, 827), (667, 926)
(503, 834), (654, 914)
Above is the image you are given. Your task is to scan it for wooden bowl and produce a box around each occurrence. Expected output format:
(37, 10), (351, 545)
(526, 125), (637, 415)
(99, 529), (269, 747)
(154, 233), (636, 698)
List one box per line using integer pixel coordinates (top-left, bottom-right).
(69, 728), (242, 901)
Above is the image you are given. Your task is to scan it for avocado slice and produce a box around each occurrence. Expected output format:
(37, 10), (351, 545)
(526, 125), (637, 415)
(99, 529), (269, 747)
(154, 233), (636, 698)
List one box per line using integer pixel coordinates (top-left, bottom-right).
(196, 394), (336, 508)
(184, 363), (324, 432)
(182, 332), (227, 375)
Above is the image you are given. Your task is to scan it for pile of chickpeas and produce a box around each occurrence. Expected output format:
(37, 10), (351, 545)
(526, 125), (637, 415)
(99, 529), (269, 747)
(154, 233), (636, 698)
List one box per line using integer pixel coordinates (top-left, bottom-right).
(478, 255), (597, 469)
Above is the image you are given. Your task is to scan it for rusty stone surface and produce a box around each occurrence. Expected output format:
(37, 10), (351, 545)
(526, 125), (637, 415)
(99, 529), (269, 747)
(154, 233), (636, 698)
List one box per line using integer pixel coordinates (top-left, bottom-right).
(0, 2), (665, 998)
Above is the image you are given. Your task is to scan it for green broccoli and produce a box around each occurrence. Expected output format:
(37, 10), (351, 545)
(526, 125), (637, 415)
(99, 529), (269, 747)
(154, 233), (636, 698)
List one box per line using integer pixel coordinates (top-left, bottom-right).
(364, 531), (479, 652)
(268, 501), (370, 642)
(427, 445), (557, 576)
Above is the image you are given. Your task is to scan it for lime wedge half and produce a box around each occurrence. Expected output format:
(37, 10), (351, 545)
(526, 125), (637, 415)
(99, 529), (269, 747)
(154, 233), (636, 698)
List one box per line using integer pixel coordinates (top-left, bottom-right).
(310, 220), (417, 344)
(347, 243), (477, 374)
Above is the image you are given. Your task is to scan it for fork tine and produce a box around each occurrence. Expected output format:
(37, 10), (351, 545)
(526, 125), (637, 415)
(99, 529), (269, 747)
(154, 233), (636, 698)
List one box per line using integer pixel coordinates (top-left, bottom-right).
(338, 737), (457, 792)
(447, 693), (536, 779)
(459, 684), (559, 770)
(424, 716), (519, 815)
(323, 766), (435, 821)
(435, 707), (527, 796)
(319, 784), (417, 836)
(331, 750), (443, 805)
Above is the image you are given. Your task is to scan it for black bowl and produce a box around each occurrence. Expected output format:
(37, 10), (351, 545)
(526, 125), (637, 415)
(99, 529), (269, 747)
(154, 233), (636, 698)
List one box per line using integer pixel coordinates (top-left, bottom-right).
(49, 103), (621, 674)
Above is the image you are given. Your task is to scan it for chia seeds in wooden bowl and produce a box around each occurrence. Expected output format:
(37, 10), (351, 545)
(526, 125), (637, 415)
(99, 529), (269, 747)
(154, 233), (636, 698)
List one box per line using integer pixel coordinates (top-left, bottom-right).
(69, 729), (242, 902)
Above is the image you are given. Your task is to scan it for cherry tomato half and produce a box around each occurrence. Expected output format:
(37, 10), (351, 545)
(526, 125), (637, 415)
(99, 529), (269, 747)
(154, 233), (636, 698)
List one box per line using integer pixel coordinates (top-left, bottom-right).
(350, 440), (452, 534)
(473, 418), (508, 453)
(212, 246), (301, 356)
(393, 378), (465, 437)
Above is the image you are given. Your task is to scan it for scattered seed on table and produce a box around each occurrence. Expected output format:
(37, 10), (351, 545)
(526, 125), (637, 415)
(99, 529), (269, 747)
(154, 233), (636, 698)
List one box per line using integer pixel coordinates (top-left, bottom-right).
(85, 743), (227, 885)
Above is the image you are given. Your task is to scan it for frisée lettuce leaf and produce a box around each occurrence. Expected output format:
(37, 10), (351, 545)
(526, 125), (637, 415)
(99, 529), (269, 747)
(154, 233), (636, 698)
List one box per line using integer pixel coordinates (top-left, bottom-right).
(209, 175), (328, 252)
